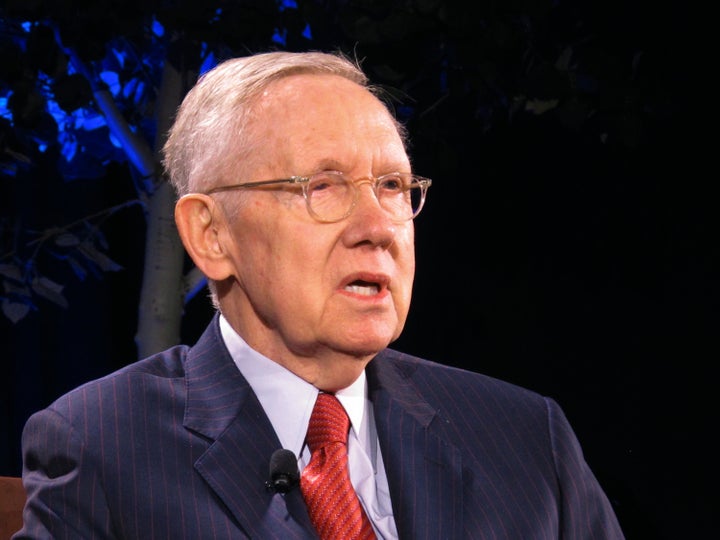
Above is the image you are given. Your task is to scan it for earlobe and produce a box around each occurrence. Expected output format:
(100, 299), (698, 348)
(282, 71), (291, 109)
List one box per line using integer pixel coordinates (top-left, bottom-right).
(174, 194), (234, 280)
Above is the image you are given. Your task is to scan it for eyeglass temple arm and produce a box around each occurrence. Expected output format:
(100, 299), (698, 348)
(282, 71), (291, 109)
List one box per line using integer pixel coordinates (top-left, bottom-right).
(205, 177), (306, 195)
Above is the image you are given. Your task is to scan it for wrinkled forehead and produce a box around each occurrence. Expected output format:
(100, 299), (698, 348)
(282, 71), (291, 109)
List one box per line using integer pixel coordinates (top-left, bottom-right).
(254, 73), (392, 122)
(245, 74), (410, 176)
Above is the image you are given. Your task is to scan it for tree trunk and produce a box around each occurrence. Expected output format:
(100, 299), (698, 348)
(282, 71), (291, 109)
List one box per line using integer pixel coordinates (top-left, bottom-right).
(134, 60), (188, 358)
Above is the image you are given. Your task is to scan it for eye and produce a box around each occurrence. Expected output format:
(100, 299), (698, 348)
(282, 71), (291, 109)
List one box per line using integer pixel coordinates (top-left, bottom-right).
(377, 174), (407, 192)
(307, 171), (345, 193)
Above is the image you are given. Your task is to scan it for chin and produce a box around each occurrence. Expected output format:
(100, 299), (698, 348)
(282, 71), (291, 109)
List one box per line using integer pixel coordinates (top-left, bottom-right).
(344, 335), (394, 357)
(327, 318), (400, 356)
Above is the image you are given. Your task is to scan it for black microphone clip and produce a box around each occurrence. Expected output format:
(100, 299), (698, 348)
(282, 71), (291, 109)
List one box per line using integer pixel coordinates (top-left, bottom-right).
(266, 448), (300, 494)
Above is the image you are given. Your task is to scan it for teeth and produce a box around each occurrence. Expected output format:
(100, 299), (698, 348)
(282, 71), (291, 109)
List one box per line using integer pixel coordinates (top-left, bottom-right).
(345, 284), (378, 296)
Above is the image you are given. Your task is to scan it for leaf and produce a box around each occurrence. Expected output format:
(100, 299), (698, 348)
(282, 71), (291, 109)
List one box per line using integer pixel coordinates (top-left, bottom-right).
(2, 279), (30, 296)
(2, 298), (31, 323)
(1, 281), (33, 323)
(0, 262), (23, 282)
(555, 46), (573, 71)
(98, 230), (113, 251)
(54, 232), (81, 247)
(66, 255), (88, 281)
(90, 226), (109, 250)
(78, 242), (123, 272)
(32, 275), (69, 309)
(525, 98), (559, 115)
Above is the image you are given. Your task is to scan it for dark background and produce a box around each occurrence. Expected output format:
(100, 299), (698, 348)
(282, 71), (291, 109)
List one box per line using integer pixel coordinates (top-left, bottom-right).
(1, 1), (713, 538)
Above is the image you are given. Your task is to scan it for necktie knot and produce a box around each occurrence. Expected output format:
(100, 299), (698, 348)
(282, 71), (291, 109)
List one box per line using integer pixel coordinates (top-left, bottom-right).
(306, 393), (349, 451)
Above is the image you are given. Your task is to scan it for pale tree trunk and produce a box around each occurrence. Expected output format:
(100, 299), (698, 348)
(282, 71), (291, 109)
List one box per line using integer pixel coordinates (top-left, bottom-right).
(135, 180), (185, 357)
(61, 31), (202, 358)
(135, 60), (191, 358)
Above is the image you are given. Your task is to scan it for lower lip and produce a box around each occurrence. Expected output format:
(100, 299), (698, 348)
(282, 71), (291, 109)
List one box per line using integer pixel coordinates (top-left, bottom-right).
(339, 287), (389, 302)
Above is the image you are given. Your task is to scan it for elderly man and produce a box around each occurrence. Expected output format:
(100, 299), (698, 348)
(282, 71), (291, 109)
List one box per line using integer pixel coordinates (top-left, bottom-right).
(15, 51), (624, 539)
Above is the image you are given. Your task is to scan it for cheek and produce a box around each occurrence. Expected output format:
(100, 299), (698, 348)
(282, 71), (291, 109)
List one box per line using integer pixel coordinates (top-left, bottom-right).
(229, 214), (281, 287)
(397, 229), (416, 274)
(266, 226), (329, 288)
(394, 234), (416, 302)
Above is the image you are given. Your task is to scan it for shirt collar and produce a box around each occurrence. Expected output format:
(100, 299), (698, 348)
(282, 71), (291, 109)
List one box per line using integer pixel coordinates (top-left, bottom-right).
(218, 314), (368, 457)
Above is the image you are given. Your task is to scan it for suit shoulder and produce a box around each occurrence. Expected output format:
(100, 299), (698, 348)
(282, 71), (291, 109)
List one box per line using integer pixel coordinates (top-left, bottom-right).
(47, 344), (190, 411)
(375, 348), (546, 405)
(121, 345), (190, 378)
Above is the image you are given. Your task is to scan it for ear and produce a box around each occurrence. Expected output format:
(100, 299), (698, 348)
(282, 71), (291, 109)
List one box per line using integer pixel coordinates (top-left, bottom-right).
(174, 194), (235, 281)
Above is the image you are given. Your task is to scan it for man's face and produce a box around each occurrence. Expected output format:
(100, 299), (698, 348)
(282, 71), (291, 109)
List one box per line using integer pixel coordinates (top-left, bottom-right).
(216, 73), (416, 389)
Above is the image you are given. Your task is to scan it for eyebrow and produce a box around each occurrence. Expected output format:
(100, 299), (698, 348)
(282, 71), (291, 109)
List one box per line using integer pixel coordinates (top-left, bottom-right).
(302, 158), (413, 176)
(304, 158), (345, 173)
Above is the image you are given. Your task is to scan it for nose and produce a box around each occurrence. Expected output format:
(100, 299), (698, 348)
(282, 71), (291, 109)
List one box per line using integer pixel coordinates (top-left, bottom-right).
(353, 178), (389, 217)
(343, 179), (397, 247)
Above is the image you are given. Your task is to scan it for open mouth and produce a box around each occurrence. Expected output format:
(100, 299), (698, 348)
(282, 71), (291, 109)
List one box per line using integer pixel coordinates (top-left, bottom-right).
(344, 280), (380, 296)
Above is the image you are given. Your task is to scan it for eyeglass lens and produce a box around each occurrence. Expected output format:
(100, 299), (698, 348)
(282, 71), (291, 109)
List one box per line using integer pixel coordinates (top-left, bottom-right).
(306, 172), (423, 222)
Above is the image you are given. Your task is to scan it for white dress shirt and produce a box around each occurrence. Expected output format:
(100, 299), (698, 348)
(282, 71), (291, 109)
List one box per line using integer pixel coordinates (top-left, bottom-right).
(219, 315), (399, 539)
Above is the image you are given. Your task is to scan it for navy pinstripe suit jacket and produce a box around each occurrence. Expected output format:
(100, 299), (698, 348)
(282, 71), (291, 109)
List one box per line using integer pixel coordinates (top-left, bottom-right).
(15, 315), (624, 539)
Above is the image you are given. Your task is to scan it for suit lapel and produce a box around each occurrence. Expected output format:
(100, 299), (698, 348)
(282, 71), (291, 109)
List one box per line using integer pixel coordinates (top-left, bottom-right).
(368, 351), (464, 539)
(182, 319), (462, 538)
(183, 317), (315, 538)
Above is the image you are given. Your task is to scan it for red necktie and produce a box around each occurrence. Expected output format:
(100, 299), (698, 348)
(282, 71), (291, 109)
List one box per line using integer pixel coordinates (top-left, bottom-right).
(300, 393), (376, 540)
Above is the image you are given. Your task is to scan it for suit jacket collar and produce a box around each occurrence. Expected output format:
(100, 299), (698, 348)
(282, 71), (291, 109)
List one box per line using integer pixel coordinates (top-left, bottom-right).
(368, 350), (465, 539)
(183, 316), (463, 539)
(184, 315), (315, 538)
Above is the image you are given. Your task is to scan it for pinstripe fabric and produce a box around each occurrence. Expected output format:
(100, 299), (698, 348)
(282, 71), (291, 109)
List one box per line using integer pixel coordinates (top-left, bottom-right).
(367, 349), (625, 539)
(14, 314), (624, 539)
(15, 319), (314, 540)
